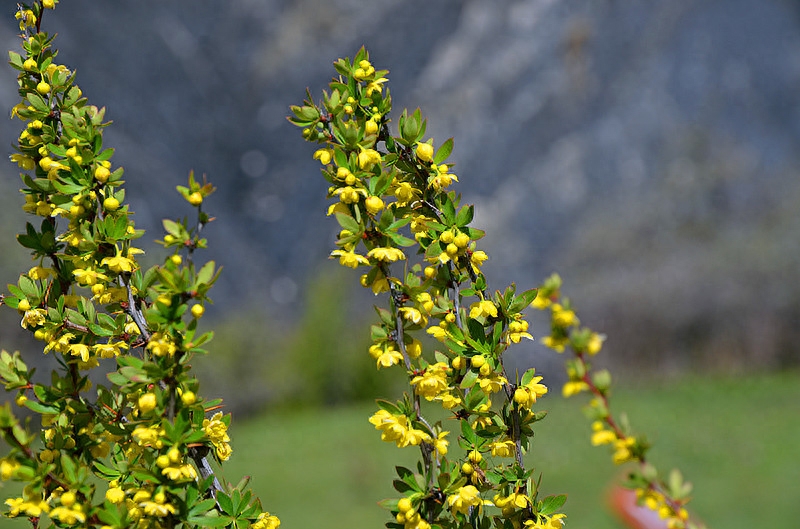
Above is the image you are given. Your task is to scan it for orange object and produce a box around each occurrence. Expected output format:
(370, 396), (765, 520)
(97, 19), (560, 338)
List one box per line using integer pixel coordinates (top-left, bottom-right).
(608, 486), (669, 529)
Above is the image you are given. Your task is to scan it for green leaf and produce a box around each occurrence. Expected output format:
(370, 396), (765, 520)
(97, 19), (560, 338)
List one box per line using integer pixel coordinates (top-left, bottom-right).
(433, 138), (454, 164)
(23, 399), (59, 414)
(460, 369), (479, 390)
(216, 491), (233, 516)
(455, 204), (474, 227)
(508, 288), (538, 314)
(460, 419), (477, 445)
(26, 92), (49, 112)
(334, 213), (361, 233)
(538, 494), (567, 515)
(196, 260), (217, 286)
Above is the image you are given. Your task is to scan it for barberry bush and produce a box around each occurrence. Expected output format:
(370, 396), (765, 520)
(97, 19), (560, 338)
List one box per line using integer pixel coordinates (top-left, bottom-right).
(1, 3), (278, 528)
(0, 2), (706, 529)
(289, 48), (707, 529)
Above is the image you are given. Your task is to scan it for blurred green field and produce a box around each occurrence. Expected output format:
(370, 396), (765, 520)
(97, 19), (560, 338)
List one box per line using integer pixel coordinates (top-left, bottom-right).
(1, 371), (797, 527)
(223, 370), (800, 529)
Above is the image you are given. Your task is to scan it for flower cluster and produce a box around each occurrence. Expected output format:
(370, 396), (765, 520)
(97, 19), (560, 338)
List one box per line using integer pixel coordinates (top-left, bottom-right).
(291, 47), (565, 529)
(533, 273), (701, 528)
(1, 3), (276, 528)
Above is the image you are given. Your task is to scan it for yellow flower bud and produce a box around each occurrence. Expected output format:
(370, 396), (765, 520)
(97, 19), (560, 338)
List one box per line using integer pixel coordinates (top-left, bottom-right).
(180, 390), (196, 405)
(94, 165), (110, 183)
(138, 393), (157, 413)
(170, 255), (182, 266)
(397, 498), (413, 513)
(36, 82), (51, 95)
(60, 491), (76, 507)
(187, 192), (203, 206)
(471, 355), (486, 369)
(365, 195), (384, 214)
(191, 304), (205, 319)
(23, 58), (37, 70)
(439, 230), (455, 244)
(17, 299), (31, 311)
(453, 232), (470, 248)
(416, 142), (434, 163)
(103, 197), (120, 211)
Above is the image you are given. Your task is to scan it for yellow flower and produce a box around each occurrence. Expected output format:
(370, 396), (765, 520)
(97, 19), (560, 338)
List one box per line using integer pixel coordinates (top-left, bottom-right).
(365, 77), (388, 96)
(69, 343), (91, 362)
(586, 332), (605, 355)
(251, 512), (281, 529)
(357, 148), (381, 170)
(147, 332), (177, 357)
(513, 376), (548, 409)
(524, 513), (566, 529)
(353, 59), (375, 80)
(368, 409), (430, 448)
(0, 459), (20, 480)
(469, 299), (497, 319)
(20, 308), (47, 329)
(551, 303), (577, 327)
(426, 325), (448, 342)
(101, 246), (142, 274)
(72, 267), (109, 286)
(393, 181), (420, 206)
(367, 246), (406, 262)
(436, 391), (462, 410)
(49, 505), (86, 525)
(131, 426), (164, 448)
(494, 491), (530, 515)
(399, 306), (427, 326)
(203, 412), (230, 445)
(335, 185), (362, 204)
(562, 380), (589, 397)
(478, 372), (507, 394)
(405, 338), (422, 359)
(313, 148), (333, 165)
(330, 248), (370, 268)
(542, 334), (568, 353)
(590, 421), (616, 446)
(508, 318), (533, 343)
(410, 363), (450, 400)
(432, 430), (449, 456)
(10, 153), (35, 170)
(369, 343), (403, 369)
(447, 485), (482, 515)
(612, 437), (636, 464)
(489, 438), (516, 458)
(105, 483), (126, 504)
(429, 163), (458, 191)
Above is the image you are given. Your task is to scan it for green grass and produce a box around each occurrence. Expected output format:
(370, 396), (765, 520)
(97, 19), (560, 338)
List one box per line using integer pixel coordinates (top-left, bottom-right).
(1, 371), (797, 527)
(223, 370), (800, 528)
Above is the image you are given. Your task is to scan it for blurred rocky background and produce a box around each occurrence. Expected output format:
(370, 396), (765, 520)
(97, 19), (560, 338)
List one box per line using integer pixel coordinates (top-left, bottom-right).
(1, 0), (798, 413)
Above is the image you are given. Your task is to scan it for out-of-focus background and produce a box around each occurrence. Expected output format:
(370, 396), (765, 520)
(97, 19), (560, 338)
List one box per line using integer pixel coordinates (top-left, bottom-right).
(1, 1), (798, 528)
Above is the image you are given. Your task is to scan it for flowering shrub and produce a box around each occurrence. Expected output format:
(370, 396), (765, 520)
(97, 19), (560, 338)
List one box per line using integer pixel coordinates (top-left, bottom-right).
(1, 3), (277, 528)
(290, 48), (707, 529)
(1, 3), (707, 529)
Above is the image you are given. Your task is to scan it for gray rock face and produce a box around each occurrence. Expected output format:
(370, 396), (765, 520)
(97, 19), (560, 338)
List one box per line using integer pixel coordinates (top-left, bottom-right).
(1, 0), (798, 374)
